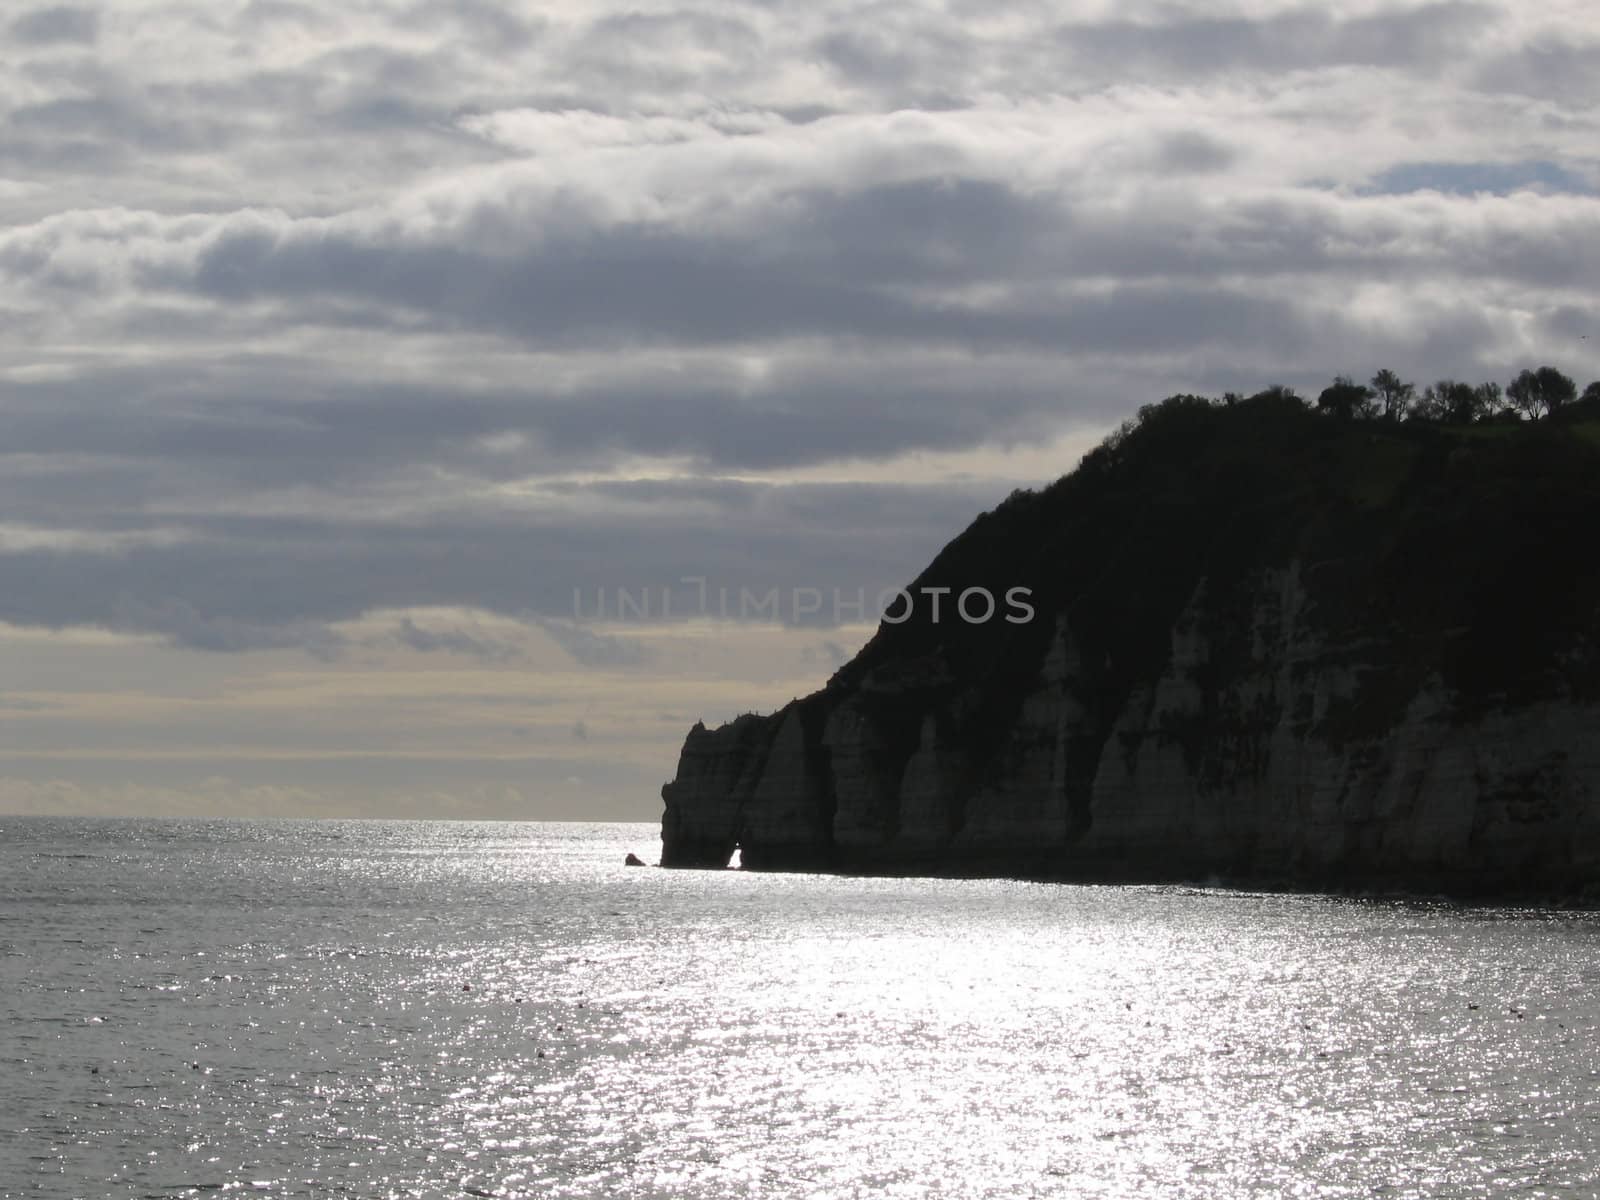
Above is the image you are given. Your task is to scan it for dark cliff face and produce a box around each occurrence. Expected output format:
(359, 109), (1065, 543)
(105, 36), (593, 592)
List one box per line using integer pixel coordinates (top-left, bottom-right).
(660, 395), (1600, 896)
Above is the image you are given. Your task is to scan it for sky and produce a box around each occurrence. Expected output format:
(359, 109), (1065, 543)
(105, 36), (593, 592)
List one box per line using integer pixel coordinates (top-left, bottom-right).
(1, 0), (1597, 821)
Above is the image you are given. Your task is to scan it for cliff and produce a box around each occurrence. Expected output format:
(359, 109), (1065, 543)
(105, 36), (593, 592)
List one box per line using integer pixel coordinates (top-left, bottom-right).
(660, 393), (1600, 898)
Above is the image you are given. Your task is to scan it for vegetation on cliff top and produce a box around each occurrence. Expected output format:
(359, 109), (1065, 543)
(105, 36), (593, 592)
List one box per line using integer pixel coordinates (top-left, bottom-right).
(826, 365), (1600, 769)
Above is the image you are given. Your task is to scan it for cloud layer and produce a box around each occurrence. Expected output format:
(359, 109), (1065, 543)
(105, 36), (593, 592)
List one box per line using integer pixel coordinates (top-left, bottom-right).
(2, 0), (1598, 814)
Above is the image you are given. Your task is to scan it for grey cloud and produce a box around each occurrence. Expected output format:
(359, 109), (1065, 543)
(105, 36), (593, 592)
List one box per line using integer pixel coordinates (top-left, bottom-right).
(1536, 305), (1600, 345)
(771, 178), (1060, 284)
(0, 696), (56, 711)
(394, 617), (522, 661)
(530, 619), (652, 668)
(1057, 3), (1493, 79)
(814, 31), (906, 87)
(237, 0), (318, 28)
(108, 597), (346, 657)
(567, 9), (763, 92)
(0, 42), (501, 213)
(0, 360), (1059, 488)
(583, 8), (757, 52)
(794, 4), (1495, 104)
(159, 187), (1340, 355)
(812, 29), (959, 93)
(27, 168), (1566, 361)
(399, 0), (544, 51)
(1367, 160), (1596, 196)
(156, 179), (1071, 342)
(9, 6), (98, 44)
(1053, 193), (1600, 291)
(40, 315), (1600, 653)
(2, 0), (1597, 664)
(1150, 131), (1236, 175)
(180, 226), (945, 350)
(0, 465), (998, 649)
(1475, 38), (1600, 105)
(802, 641), (850, 667)
(0, 296), (1370, 533)
(0, 134), (119, 173)
(7, 95), (215, 153)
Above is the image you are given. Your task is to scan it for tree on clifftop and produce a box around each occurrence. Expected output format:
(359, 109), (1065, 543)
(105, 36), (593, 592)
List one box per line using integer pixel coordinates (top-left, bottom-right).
(1316, 375), (1376, 419)
(1415, 380), (1497, 423)
(1369, 369), (1415, 419)
(1247, 384), (1302, 407)
(1507, 366), (1578, 420)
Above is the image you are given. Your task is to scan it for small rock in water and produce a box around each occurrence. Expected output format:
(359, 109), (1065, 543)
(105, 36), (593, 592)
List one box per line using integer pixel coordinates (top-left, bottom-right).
(624, 852), (646, 867)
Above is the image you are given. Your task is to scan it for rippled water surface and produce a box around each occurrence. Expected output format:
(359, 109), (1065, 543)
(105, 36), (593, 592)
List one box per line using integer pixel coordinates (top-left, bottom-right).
(5, 817), (1600, 1198)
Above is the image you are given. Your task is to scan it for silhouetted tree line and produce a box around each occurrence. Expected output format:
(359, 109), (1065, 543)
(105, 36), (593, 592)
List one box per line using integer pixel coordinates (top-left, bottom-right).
(1302, 366), (1599, 425)
(1142, 366), (1600, 425)
(1064, 364), (1600, 496)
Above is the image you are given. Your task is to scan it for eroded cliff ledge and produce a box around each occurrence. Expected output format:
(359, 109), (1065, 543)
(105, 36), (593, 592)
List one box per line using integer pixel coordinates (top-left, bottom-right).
(660, 393), (1600, 897)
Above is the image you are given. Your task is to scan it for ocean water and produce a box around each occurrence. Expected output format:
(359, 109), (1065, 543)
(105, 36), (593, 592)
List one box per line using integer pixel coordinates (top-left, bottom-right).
(4, 819), (1600, 1199)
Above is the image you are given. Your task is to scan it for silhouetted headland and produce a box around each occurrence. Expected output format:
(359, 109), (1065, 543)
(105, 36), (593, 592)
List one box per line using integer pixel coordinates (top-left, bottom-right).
(661, 370), (1600, 901)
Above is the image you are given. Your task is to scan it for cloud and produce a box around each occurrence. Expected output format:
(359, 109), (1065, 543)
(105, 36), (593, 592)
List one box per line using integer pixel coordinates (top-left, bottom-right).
(393, 616), (523, 661)
(8, 6), (98, 45)
(0, 456), (1016, 646)
(1054, 3), (1496, 80)
(802, 640), (850, 667)
(0, 0), (1597, 667)
(0, 695), (55, 712)
(2, 0), (1596, 822)
(1367, 160), (1596, 196)
(1147, 130), (1237, 175)
(107, 597), (346, 658)
(530, 618), (652, 668)
(1475, 36), (1600, 105)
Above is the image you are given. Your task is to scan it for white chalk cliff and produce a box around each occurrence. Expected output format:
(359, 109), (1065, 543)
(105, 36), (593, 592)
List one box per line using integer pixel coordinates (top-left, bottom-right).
(661, 396), (1600, 897)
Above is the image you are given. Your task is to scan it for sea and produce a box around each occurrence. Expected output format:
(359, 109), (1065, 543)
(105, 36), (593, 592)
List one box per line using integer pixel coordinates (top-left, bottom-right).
(4, 817), (1600, 1199)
